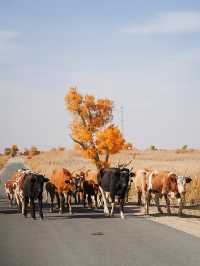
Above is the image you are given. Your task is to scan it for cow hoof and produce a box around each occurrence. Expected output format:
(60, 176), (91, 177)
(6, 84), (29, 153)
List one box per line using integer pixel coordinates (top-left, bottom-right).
(32, 217), (36, 220)
(110, 213), (114, 218)
(24, 214), (27, 218)
(120, 212), (125, 219)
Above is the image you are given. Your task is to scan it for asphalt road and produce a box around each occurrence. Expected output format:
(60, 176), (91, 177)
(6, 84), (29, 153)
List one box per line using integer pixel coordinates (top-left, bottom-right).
(0, 162), (200, 266)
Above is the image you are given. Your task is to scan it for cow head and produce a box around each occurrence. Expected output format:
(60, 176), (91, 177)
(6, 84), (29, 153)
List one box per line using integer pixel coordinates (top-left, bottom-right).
(64, 178), (77, 191)
(177, 176), (192, 194)
(30, 174), (49, 195)
(117, 168), (134, 196)
(64, 179), (72, 184)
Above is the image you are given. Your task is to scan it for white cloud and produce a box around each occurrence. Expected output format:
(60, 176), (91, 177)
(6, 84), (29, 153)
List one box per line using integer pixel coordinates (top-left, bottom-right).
(122, 11), (200, 35)
(0, 30), (20, 42)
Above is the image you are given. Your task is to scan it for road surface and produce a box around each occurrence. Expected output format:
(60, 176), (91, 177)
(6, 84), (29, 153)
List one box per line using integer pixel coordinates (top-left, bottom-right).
(0, 162), (200, 266)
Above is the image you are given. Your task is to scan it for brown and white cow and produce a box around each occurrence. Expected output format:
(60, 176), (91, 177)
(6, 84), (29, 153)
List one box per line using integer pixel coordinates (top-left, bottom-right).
(14, 169), (28, 212)
(145, 171), (192, 216)
(176, 175), (192, 215)
(4, 180), (16, 206)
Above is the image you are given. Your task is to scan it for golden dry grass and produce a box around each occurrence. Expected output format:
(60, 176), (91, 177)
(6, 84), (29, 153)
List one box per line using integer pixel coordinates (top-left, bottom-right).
(26, 149), (200, 204)
(0, 155), (8, 171)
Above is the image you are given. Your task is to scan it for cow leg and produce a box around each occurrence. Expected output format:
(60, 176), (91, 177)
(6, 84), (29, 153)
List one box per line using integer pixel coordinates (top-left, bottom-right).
(137, 191), (142, 206)
(178, 194), (185, 216)
(30, 198), (36, 219)
(72, 191), (77, 204)
(50, 192), (55, 213)
(110, 202), (115, 217)
(99, 186), (109, 216)
(55, 192), (60, 210)
(144, 191), (151, 215)
(38, 196), (44, 219)
(94, 194), (98, 209)
(83, 192), (86, 208)
(78, 191), (82, 205)
(155, 193), (163, 214)
(15, 193), (21, 213)
(164, 194), (171, 215)
(110, 195), (115, 217)
(97, 192), (102, 208)
(23, 197), (29, 218)
(10, 194), (14, 206)
(67, 194), (72, 215)
(125, 190), (129, 203)
(59, 193), (65, 214)
(45, 191), (49, 203)
(88, 193), (92, 208)
(16, 196), (21, 213)
(119, 198), (125, 219)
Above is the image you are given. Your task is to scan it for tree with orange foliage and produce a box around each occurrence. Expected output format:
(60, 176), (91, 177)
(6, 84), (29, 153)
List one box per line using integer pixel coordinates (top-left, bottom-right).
(65, 88), (125, 169)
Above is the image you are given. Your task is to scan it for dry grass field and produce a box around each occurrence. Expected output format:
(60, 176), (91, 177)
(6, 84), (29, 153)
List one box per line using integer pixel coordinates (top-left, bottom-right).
(26, 148), (200, 205)
(0, 155), (8, 171)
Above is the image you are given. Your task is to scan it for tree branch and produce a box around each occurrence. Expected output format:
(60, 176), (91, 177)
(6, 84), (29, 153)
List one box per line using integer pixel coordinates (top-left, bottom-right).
(70, 135), (87, 150)
(105, 149), (110, 163)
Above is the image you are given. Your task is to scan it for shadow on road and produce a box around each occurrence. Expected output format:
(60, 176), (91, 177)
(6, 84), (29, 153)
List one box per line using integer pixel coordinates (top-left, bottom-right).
(1, 198), (200, 219)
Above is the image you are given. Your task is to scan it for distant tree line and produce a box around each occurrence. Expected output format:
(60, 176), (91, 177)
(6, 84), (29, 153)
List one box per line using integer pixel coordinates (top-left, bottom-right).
(3, 145), (40, 157)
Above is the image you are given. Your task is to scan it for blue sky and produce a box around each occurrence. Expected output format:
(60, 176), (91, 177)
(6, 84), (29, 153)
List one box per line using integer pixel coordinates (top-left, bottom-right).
(1, 0), (200, 151)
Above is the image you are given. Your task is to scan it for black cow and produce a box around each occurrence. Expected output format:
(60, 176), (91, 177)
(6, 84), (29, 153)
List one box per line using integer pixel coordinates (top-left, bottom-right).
(83, 180), (99, 208)
(71, 176), (85, 205)
(23, 173), (49, 219)
(97, 168), (134, 219)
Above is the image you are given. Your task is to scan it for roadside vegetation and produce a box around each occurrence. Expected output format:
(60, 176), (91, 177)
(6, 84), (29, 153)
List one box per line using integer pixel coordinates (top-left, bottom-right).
(0, 155), (9, 170)
(26, 148), (200, 205)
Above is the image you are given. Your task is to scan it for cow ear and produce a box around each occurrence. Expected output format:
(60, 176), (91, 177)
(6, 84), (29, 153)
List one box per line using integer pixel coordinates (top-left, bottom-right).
(169, 173), (177, 182)
(130, 172), (135, 177)
(186, 177), (192, 183)
(43, 177), (49, 183)
(31, 177), (36, 183)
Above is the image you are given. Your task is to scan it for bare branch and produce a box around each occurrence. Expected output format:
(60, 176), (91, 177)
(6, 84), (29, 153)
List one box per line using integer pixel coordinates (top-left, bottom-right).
(123, 160), (133, 168)
(70, 135), (87, 150)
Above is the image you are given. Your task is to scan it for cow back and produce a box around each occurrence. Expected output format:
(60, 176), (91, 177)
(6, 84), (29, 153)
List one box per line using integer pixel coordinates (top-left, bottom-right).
(51, 168), (72, 193)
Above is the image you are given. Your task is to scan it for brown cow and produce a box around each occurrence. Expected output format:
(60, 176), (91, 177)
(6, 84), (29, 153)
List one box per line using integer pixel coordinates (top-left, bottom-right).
(83, 170), (100, 208)
(47, 168), (76, 214)
(134, 169), (152, 205)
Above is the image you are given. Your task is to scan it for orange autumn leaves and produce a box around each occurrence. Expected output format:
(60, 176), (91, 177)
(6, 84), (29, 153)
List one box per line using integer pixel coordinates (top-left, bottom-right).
(96, 126), (125, 154)
(64, 87), (125, 169)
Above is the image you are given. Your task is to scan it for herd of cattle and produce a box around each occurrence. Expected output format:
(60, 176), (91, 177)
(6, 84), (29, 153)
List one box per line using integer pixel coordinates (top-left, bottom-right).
(4, 163), (192, 220)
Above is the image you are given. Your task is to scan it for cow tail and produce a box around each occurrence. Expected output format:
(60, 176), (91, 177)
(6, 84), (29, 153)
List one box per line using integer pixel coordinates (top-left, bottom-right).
(97, 169), (104, 185)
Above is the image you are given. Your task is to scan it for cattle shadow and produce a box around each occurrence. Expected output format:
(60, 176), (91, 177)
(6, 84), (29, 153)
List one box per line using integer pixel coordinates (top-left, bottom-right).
(44, 204), (145, 220)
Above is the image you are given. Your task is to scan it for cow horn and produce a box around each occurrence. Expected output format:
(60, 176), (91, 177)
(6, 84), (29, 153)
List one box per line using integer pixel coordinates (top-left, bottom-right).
(117, 161), (124, 168)
(129, 167), (134, 172)
(123, 160), (133, 168)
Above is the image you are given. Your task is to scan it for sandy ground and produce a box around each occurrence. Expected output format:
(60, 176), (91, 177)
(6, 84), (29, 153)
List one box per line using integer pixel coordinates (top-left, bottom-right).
(131, 203), (200, 238)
